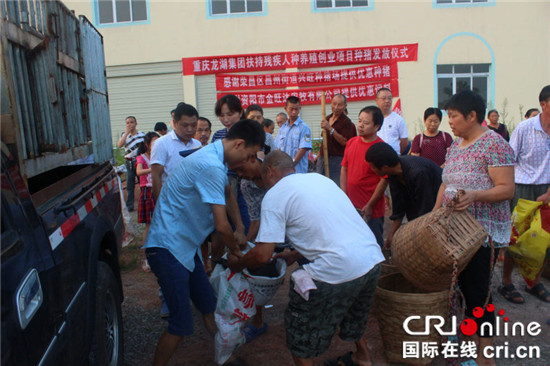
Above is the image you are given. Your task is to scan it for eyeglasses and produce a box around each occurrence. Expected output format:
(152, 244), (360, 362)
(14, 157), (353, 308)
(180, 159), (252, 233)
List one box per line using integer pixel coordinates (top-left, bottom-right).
(377, 97), (392, 101)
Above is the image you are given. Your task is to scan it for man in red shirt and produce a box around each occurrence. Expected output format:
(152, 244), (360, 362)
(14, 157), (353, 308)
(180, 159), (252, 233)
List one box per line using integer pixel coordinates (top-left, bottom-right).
(341, 106), (387, 247)
(315, 94), (357, 186)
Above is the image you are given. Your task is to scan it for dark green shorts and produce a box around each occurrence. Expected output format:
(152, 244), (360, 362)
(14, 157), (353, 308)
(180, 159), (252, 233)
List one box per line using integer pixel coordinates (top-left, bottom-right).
(285, 264), (381, 359)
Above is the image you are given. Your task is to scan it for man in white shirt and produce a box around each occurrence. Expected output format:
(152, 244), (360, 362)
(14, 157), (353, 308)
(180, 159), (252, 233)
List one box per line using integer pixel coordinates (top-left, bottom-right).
(228, 150), (384, 366)
(151, 103), (202, 199)
(500, 85), (550, 304)
(375, 88), (409, 155)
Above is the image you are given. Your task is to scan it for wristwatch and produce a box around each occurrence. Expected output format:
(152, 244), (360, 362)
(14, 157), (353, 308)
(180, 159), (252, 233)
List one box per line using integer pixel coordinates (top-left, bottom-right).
(330, 128), (335, 135)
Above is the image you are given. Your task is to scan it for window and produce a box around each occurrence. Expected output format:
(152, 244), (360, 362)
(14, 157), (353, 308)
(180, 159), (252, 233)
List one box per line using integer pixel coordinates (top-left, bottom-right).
(437, 0), (487, 3)
(314, 0), (369, 10)
(434, 0), (493, 8)
(211, 0), (264, 15)
(437, 64), (490, 109)
(97, 0), (148, 25)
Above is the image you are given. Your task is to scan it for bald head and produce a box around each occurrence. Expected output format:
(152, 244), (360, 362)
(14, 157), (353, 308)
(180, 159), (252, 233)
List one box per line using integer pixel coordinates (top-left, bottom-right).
(331, 94), (347, 117)
(261, 150), (295, 187)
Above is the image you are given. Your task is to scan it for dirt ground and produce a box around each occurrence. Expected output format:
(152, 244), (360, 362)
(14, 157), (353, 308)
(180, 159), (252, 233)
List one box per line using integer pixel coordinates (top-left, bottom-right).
(119, 184), (550, 366)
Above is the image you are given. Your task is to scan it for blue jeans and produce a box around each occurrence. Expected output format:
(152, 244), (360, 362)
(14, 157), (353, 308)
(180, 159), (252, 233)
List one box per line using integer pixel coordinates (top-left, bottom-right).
(146, 248), (216, 336)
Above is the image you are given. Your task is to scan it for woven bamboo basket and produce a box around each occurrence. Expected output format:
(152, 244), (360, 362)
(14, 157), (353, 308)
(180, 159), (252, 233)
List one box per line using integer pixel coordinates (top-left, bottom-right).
(391, 206), (488, 292)
(375, 273), (449, 365)
(381, 257), (399, 277)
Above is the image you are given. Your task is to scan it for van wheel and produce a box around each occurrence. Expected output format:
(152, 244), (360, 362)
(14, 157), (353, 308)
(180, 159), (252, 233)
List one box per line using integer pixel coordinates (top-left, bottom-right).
(90, 262), (124, 366)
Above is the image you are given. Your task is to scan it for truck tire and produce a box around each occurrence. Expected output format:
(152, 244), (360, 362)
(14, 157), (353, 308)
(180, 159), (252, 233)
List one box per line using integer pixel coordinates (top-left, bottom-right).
(90, 261), (124, 366)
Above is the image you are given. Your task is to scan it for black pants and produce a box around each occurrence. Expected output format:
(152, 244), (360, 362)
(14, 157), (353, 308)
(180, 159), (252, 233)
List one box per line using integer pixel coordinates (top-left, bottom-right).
(458, 246), (500, 337)
(125, 159), (137, 210)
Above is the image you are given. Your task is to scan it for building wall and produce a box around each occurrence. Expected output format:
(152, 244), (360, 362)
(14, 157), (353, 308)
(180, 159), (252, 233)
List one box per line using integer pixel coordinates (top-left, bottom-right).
(107, 61), (184, 138)
(66, 0), (550, 144)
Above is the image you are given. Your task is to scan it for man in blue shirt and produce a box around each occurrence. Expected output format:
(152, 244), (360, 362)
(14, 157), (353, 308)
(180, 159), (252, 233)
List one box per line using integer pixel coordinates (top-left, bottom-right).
(275, 96), (312, 173)
(143, 119), (265, 366)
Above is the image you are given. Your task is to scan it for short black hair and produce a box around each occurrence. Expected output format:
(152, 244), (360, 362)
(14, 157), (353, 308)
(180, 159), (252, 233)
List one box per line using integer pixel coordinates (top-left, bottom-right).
(125, 116), (136, 121)
(359, 106), (384, 131)
(524, 108), (539, 119)
(286, 96), (300, 105)
(215, 94), (243, 117)
(154, 122), (167, 131)
(376, 87), (392, 97)
(137, 131), (160, 155)
(198, 116), (212, 129)
(262, 119), (274, 129)
(174, 103), (199, 121)
(487, 109), (499, 118)
(365, 142), (400, 169)
(246, 104), (264, 116)
(424, 107), (442, 121)
(539, 85), (550, 103)
(445, 90), (486, 124)
(225, 119), (266, 148)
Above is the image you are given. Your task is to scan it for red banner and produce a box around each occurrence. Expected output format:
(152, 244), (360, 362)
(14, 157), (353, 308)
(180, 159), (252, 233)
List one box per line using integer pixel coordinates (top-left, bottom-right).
(393, 98), (402, 116)
(215, 62), (398, 91)
(217, 80), (399, 108)
(183, 44), (417, 75)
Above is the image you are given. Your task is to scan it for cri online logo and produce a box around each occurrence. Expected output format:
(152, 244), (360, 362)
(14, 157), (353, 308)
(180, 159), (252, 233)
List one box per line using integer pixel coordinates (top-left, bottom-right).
(460, 303), (499, 336)
(404, 304), (542, 337)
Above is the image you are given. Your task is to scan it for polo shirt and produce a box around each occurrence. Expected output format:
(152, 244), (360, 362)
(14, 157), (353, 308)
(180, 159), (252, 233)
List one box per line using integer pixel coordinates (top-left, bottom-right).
(150, 130), (201, 182)
(509, 115), (550, 185)
(274, 117), (312, 173)
(143, 140), (228, 271)
(378, 112), (409, 154)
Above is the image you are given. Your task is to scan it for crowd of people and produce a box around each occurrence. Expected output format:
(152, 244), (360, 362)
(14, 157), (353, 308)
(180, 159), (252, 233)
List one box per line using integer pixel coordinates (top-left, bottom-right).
(116, 85), (550, 366)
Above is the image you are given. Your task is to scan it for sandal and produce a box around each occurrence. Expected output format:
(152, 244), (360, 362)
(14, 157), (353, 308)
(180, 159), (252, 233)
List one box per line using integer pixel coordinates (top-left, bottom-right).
(242, 322), (268, 343)
(525, 283), (550, 303)
(498, 284), (524, 304)
(324, 352), (356, 366)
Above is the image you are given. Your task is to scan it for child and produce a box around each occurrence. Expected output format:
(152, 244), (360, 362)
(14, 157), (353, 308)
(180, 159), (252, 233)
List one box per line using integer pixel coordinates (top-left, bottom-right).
(136, 132), (159, 272)
(340, 106), (387, 248)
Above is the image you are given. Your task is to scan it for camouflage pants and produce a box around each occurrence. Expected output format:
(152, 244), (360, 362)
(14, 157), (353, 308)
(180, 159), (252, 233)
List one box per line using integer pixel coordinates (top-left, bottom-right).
(285, 264), (381, 359)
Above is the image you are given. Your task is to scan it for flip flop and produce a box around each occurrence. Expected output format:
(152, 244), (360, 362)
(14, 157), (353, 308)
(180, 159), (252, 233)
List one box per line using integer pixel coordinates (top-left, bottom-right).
(324, 352), (357, 366)
(525, 283), (550, 303)
(242, 322), (268, 343)
(498, 284), (524, 304)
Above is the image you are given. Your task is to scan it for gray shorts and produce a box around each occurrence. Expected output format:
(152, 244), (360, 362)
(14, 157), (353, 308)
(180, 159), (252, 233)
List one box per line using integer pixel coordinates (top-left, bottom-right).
(285, 264), (381, 359)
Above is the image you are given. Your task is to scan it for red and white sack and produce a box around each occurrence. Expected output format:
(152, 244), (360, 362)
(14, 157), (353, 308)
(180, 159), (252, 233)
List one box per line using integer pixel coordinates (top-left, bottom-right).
(210, 265), (256, 365)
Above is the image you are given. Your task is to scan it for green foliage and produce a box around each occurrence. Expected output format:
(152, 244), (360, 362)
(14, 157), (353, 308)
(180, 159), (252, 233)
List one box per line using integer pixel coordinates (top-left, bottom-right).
(312, 139), (322, 155)
(500, 98), (510, 125)
(114, 147), (125, 166)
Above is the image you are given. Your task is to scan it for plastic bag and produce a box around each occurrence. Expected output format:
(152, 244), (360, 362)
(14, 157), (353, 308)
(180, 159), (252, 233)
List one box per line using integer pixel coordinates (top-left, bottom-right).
(116, 175), (135, 247)
(508, 199), (550, 285)
(210, 264), (256, 365)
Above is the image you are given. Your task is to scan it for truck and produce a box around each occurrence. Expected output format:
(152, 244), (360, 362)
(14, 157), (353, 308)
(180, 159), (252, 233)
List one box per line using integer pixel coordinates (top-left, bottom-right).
(1, 1), (124, 365)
